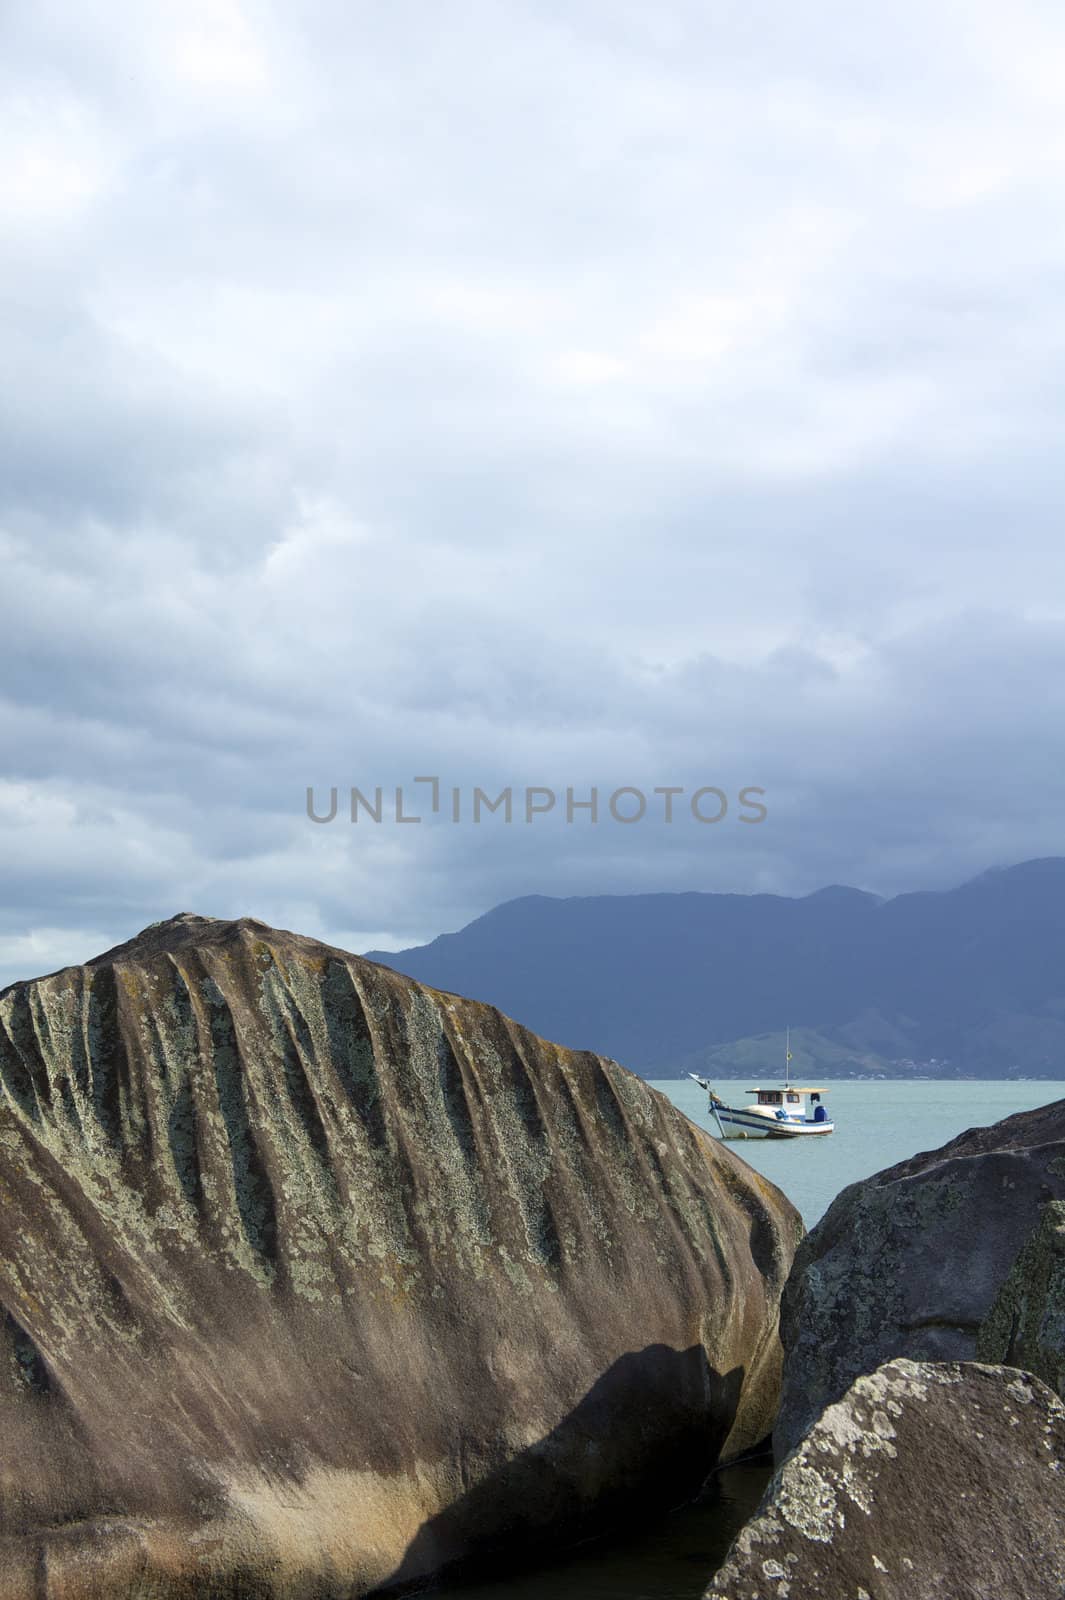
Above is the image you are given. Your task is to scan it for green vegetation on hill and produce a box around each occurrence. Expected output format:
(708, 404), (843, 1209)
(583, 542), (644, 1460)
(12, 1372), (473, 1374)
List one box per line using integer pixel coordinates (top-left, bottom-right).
(667, 1027), (890, 1080)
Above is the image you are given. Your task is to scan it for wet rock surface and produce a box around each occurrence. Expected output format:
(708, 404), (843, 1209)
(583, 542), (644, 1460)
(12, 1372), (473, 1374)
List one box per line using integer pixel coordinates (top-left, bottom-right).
(707, 1359), (1065, 1600)
(0, 914), (802, 1598)
(775, 1097), (1065, 1459)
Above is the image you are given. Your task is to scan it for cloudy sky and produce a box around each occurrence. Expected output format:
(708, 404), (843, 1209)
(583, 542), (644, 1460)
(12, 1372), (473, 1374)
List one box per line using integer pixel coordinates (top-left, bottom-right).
(3, 0), (1065, 987)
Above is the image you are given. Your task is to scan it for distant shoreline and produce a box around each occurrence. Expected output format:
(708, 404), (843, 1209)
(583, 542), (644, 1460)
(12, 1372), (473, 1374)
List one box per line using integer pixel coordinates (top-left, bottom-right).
(649, 1072), (1065, 1083)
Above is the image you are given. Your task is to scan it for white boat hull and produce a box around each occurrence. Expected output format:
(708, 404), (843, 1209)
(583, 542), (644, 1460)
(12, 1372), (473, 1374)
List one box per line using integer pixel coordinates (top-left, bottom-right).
(715, 1106), (834, 1139)
(687, 1072), (835, 1139)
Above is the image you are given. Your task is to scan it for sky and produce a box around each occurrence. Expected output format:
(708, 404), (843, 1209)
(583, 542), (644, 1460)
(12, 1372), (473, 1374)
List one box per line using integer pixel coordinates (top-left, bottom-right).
(3, 0), (1065, 988)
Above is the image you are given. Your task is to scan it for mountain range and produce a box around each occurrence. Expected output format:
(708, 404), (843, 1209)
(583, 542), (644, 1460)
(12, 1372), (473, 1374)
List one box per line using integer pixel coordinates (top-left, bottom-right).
(365, 858), (1065, 1078)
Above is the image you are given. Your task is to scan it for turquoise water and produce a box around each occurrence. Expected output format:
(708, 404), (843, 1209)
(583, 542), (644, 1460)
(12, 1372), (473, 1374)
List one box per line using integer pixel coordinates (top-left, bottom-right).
(651, 1077), (1063, 1225)
(442, 1080), (1062, 1600)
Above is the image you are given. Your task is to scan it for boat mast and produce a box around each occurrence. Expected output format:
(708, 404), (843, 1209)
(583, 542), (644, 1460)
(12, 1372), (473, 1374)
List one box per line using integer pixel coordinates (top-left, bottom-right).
(785, 1025), (791, 1089)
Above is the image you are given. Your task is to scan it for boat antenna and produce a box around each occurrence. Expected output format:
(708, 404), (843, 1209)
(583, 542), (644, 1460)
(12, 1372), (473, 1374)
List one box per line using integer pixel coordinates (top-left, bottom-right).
(785, 1025), (791, 1089)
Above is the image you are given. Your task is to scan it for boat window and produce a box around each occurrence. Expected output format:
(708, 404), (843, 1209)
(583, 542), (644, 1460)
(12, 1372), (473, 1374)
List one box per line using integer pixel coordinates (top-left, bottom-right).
(786, 1092), (800, 1103)
(810, 1093), (820, 1102)
(758, 1091), (783, 1105)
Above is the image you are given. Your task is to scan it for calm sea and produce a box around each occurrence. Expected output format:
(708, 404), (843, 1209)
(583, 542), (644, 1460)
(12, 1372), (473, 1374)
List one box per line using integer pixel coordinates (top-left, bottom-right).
(444, 1080), (1063, 1600)
(653, 1077), (1063, 1226)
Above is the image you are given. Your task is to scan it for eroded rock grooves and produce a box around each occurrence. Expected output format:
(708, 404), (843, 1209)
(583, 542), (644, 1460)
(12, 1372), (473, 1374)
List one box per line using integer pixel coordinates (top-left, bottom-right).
(0, 913), (801, 1598)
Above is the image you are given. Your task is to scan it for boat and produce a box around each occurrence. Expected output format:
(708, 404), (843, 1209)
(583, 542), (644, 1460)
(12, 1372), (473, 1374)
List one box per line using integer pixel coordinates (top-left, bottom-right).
(688, 1030), (835, 1139)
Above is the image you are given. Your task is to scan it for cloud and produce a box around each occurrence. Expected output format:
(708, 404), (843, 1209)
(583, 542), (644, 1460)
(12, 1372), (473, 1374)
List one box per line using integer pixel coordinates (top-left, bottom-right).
(2, 0), (1065, 988)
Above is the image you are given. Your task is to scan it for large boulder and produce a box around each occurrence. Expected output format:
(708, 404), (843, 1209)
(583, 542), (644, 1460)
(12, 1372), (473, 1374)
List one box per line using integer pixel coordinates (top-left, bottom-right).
(775, 1097), (1065, 1458)
(0, 914), (801, 1598)
(707, 1359), (1065, 1600)
(978, 1198), (1065, 1397)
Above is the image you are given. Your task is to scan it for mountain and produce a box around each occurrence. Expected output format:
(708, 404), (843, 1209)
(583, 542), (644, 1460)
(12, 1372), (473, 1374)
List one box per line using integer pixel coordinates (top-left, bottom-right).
(366, 859), (1065, 1077)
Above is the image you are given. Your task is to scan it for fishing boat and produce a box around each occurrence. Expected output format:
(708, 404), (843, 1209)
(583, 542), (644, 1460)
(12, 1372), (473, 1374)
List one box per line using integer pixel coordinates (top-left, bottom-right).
(688, 1030), (835, 1139)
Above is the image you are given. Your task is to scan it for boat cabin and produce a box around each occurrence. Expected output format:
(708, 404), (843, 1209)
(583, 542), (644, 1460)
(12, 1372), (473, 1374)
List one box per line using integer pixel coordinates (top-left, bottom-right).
(747, 1086), (830, 1123)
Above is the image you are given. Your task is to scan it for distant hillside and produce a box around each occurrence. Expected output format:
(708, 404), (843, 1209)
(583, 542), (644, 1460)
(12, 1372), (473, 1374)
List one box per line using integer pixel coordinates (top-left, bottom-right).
(365, 858), (1065, 1078)
(673, 1026), (893, 1082)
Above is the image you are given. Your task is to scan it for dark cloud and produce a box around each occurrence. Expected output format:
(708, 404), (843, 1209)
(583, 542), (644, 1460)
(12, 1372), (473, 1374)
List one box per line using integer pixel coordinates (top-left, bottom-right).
(2, 0), (1065, 987)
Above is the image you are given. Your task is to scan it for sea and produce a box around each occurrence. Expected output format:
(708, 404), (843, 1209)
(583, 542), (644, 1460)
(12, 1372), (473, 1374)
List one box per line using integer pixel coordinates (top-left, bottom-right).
(653, 1076), (1063, 1229)
(445, 1078), (1063, 1600)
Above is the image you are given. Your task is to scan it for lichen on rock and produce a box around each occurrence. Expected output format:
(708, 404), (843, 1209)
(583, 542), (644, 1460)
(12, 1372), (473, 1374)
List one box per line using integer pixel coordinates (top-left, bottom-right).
(978, 1197), (1065, 1399)
(0, 913), (802, 1598)
(707, 1360), (1065, 1600)
(774, 1096), (1065, 1460)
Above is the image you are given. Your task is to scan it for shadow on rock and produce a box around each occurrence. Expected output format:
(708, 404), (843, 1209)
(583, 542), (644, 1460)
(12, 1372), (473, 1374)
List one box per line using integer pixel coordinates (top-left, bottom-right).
(383, 1345), (746, 1594)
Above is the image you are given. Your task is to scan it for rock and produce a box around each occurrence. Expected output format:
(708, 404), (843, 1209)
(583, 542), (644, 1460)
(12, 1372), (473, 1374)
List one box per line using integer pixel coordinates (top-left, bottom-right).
(0, 914), (802, 1598)
(978, 1198), (1065, 1397)
(707, 1359), (1065, 1600)
(775, 1097), (1065, 1459)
